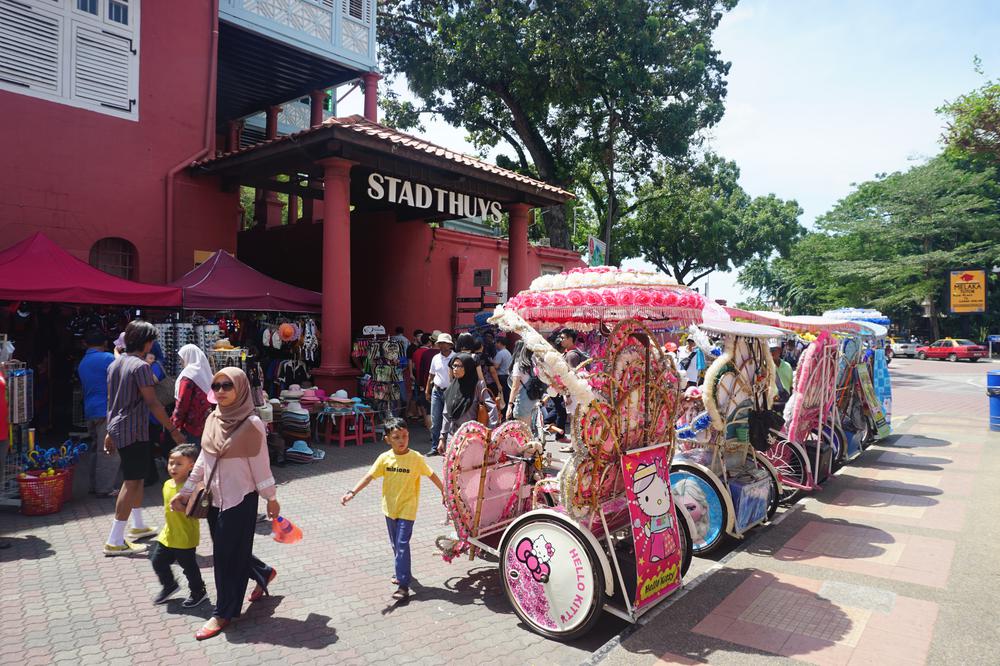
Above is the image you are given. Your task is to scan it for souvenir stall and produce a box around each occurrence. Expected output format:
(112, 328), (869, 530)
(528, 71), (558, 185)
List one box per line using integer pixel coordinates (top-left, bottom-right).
(0, 233), (183, 511)
(436, 266), (709, 640)
(669, 320), (783, 556)
(351, 327), (405, 423)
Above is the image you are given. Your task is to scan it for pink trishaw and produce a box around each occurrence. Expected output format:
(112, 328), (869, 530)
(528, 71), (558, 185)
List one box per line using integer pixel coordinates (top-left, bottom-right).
(435, 267), (706, 640)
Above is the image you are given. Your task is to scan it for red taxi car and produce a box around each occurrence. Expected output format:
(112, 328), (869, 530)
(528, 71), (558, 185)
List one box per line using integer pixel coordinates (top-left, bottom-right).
(915, 338), (988, 362)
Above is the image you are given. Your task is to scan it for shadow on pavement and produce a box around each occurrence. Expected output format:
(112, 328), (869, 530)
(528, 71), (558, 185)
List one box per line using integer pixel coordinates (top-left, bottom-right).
(223, 596), (339, 649)
(0, 534), (55, 561)
(880, 435), (952, 449)
(616, 567), (854, 662)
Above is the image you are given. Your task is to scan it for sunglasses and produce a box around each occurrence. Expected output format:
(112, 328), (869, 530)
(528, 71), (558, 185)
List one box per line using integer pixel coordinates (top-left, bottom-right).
(211, 381), (235, 392)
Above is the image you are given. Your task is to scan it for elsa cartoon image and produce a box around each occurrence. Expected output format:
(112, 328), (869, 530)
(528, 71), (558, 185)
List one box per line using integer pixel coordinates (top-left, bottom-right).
(632, 462), (677, 563)
(672, 477), (710, 543)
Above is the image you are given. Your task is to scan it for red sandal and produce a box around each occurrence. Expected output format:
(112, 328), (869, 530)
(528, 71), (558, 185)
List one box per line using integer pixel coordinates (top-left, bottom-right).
(249, 568), (278, 602)
(195, 619), (229, 641)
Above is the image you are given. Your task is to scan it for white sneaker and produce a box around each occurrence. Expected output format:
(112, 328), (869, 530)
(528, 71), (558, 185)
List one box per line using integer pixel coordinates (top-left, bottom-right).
(103, 541), (148, 557)
(127, 526), (158, 540)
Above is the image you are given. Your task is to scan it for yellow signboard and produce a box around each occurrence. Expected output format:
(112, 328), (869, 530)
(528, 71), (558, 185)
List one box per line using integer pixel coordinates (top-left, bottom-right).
(949, 269), (987, 314)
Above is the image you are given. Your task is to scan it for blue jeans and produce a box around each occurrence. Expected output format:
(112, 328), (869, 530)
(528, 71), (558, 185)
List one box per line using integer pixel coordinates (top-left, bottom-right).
(385, 517), (414, 588)
(429, 386), (445, 451)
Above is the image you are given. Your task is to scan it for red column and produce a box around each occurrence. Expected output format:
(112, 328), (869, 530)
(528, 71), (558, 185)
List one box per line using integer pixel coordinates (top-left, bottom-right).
(309, 89), (328, 126)
(361, 72), (381, 122)
(259, 106), (283, 228)
(226, 120), (242, 152)
(307, 90), (329, 223)
(312, 157), (358, 393)
(507, 203), (532, 299)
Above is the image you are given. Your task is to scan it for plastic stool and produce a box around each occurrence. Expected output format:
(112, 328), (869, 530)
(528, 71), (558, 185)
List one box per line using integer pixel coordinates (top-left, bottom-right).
(323, 412), (362, 448)
(357, 410), (378, 445)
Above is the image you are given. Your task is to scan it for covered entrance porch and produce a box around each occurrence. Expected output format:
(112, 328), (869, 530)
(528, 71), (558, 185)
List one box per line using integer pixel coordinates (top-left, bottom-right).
(191, 115), (574, 391)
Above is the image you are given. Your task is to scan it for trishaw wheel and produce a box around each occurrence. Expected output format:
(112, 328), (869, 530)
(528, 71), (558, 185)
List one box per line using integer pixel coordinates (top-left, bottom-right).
(499, 514), (606, 641)
(676, 508), (693, 578)
(670, 467), (729, 557)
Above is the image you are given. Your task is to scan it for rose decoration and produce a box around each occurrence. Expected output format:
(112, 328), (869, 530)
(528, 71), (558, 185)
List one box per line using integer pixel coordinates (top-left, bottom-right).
(567, 290), (585, 306)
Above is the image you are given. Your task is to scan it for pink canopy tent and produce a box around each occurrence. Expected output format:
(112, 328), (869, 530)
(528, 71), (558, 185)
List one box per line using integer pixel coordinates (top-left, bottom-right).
(0, 233), (181, 307)
(170, 250), (321, 312)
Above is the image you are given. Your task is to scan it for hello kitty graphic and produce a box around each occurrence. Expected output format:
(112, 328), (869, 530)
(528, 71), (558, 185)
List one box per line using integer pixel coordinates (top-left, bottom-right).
(515, 535), (554, 583)
(632, 461), (677, 563)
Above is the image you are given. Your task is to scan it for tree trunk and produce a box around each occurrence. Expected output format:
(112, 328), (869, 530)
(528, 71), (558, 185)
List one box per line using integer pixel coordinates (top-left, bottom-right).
(544, 206), (570, 249)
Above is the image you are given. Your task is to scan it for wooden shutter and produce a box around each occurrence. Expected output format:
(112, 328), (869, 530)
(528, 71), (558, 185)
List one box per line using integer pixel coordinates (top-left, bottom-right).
(71, 21), (135, 112)
(0, 0), (63, 94)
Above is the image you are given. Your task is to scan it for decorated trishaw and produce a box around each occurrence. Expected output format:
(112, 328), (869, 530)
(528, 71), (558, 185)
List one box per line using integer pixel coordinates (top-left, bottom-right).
(436, 267), (707, 640)
(831, 318), (891, 456)
(669, 319), (783, 555)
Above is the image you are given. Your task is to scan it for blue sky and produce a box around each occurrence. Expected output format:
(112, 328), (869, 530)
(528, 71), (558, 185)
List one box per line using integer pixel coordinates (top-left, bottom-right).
(343, 1), (1000, 303)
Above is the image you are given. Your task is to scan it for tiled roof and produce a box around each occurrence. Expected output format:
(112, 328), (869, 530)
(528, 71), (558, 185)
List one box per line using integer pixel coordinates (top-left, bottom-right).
(192, 115), (573, 200)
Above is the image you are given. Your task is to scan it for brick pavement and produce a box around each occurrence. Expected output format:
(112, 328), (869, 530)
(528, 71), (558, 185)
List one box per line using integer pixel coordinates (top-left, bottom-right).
(0, 427), (622, 665)
(595, 413), (1000, 666)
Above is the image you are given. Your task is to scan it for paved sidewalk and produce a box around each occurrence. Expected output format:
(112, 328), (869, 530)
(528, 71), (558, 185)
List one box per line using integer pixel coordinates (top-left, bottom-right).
(0, 428), (619, 666)
(595, 412), (1000, 666)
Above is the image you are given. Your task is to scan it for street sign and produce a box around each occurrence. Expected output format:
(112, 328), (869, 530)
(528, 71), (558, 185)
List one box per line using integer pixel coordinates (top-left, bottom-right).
(948, 269), (987, 314)
(988, 335), (1000, 343)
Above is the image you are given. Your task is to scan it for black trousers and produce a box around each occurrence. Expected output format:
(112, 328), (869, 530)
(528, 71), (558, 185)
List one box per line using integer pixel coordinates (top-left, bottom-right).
(150, 541), (205, 592)
(207, 491), (272, 620)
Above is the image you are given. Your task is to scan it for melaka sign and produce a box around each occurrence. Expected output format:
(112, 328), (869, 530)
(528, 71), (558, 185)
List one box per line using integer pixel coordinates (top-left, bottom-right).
(366, 172), (504, 222)
(948, 269), (987, 314)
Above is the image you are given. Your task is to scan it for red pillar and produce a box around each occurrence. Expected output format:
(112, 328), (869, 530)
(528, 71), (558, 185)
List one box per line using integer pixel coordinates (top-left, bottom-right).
(226, 120), (242, 152)
(361, 72), (381, 122)
(312, 157), (358, 393)
(507, 203), (532, 299)
(258, 106), (283, 228)
(307, 90), (329, 223)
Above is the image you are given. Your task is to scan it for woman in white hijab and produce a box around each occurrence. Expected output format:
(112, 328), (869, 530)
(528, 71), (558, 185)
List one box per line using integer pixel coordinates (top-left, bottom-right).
(170, 344), (216, 442)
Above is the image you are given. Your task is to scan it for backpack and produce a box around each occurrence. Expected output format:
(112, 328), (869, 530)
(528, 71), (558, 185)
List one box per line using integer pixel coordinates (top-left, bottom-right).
(524, 374), (548, 400)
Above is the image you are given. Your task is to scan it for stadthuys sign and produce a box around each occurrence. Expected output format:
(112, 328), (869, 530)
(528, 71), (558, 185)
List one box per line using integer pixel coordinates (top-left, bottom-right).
(949, 269), (987, 314)
(366, 172), (504, 222)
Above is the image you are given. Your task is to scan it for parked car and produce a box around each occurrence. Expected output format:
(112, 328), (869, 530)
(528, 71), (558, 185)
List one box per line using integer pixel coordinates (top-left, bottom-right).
(915, 338), (988, 362)
(889, 337), (922, 358)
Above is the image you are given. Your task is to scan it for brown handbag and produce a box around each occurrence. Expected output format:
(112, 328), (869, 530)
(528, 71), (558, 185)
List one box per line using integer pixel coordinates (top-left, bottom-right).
(476, 384), (491, 426)
(185, 452), (223, 519)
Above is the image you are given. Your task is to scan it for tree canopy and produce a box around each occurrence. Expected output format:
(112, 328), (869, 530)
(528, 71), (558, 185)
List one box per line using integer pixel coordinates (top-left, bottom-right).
(739, 156), (1000, 338)
(938, 70), (1000, 166)
(617, 156), (804, 285)
(378, 0), (737, 249)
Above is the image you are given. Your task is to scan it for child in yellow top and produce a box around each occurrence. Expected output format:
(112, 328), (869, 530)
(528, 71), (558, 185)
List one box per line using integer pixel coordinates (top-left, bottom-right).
(342, 417), (444, 600)
(151, 444), (207, 607)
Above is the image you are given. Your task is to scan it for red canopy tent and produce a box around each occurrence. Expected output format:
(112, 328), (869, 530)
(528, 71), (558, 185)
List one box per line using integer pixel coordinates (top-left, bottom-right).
(0, 233), (181, 307)
(170, 250), (321, 312)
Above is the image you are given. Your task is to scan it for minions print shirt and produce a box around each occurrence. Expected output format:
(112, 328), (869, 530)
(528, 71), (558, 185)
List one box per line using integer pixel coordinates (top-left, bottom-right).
(369, 450), (433, 521)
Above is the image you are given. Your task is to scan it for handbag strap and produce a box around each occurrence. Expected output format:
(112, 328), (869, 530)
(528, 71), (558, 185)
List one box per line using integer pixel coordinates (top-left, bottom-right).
(200, 413), (254, 490)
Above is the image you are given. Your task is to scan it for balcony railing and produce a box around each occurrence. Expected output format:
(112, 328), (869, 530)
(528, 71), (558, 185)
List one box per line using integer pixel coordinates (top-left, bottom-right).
(220, 0), (376, 69)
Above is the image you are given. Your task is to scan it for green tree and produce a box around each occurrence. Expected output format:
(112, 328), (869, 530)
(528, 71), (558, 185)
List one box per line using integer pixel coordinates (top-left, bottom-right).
(378, 0), (737, 249)
(617, 156), (804, 285)
(740, 157), (1000, 338)
(938, 70), (1000, 166)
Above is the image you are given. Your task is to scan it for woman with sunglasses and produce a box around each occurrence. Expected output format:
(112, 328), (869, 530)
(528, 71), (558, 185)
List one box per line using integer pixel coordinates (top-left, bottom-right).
(437, 353), (500, 454)
(170, 367), (279, 640)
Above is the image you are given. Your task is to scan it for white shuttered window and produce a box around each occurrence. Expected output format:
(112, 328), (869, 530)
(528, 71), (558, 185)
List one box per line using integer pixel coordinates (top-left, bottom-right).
(0, 0), (139, 120)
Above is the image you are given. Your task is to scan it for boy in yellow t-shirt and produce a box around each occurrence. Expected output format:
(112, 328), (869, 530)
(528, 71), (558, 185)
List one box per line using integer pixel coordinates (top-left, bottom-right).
(151, 444), (207, 607)
(342, 417), (444, 600)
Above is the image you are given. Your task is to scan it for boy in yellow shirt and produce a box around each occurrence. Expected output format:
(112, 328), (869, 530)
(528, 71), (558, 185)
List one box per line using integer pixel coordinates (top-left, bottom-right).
(342, 418), (444, 600)
(151, 444), (208, 607)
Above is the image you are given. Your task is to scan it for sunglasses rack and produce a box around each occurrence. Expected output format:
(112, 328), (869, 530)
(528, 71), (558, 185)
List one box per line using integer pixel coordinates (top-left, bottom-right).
(0, 358), (27, 508)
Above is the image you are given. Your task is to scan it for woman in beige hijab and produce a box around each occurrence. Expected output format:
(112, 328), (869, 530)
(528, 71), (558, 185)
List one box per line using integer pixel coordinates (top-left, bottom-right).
(171, 367), (280, 640)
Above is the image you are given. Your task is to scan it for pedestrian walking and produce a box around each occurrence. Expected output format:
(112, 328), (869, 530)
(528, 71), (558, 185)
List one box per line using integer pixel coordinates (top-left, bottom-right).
(171, 367), (280, 640)
(425, 333), (454, 456)
(341, 418), (444, 601)
(150, 444), (208, 607)
(103, 321), (186, 557)
(506, 340), (544, 426)
(437, 353), (499, 453)
(171, 344), (215, 444)
(493, 337), (513, 409)
(78, 328), (117, 497)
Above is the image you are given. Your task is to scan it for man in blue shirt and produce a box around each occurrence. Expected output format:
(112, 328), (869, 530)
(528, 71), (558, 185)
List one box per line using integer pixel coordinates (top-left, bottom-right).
(78, 329), (117, 497)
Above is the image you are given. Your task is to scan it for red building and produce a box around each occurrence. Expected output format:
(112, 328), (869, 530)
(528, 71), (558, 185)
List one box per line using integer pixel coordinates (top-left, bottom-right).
(0, 0), (580, 390)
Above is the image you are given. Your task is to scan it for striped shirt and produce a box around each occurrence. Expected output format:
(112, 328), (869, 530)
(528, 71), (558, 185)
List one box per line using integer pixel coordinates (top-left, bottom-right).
(106, 354), (156, 449)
